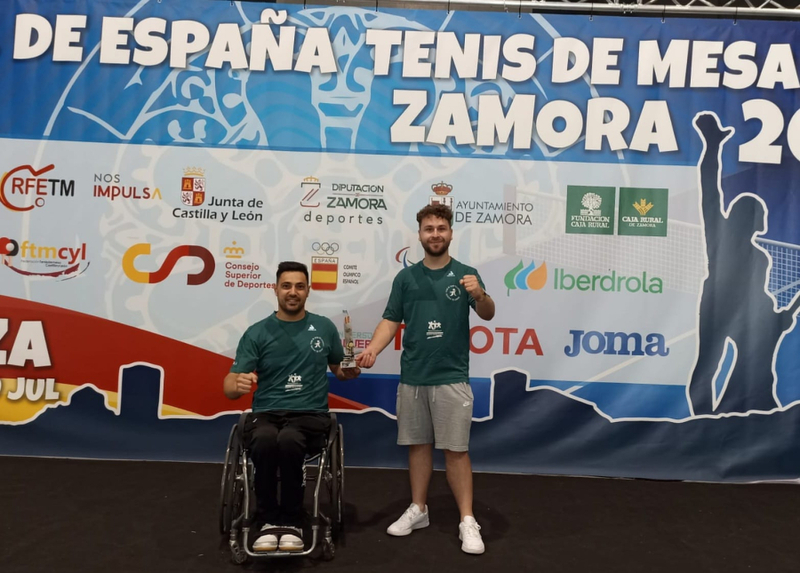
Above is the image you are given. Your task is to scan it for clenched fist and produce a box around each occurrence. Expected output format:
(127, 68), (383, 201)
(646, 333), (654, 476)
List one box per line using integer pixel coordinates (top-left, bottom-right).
(460, 274), (486, 302)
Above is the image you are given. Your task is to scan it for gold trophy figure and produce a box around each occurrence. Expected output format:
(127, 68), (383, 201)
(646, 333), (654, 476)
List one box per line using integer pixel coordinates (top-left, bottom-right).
(341, 310), (357, 369)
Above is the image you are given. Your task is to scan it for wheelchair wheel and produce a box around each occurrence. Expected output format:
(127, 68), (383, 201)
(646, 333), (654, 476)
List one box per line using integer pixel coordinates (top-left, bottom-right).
(331, 424), (344, 532)
(219, 423), (242, 535)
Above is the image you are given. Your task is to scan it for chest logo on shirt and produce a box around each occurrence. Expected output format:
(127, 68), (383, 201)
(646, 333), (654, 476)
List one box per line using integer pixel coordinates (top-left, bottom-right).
(310, 336), (325, 353)
(286, 373), (303, 392)
(445, 284), (461, 301)
(427, 320), (443, 339)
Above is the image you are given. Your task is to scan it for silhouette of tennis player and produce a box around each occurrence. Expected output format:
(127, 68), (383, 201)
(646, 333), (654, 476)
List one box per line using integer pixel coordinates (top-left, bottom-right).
(688, 113), (800, 415)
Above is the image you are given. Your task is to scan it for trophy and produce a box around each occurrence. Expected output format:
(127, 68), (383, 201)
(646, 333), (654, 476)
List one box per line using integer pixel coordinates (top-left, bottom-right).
(341, 310), (357, 369)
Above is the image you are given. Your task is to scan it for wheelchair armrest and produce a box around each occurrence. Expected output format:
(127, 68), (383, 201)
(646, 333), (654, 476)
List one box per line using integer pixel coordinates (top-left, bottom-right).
(237, 411), (249, 438)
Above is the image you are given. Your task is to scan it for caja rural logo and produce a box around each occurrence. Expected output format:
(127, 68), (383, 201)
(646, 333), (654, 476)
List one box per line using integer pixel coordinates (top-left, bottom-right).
(0, 164), (75, 212)
(122, 243), (215, 285)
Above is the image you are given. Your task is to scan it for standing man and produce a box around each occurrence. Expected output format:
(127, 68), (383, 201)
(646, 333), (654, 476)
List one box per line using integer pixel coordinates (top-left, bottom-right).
(356, 204), (495, 554)
(224, 261), (360, 553)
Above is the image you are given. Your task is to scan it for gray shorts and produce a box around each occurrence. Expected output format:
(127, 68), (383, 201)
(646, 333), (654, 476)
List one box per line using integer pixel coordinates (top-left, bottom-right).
(396, 382), (474, 452)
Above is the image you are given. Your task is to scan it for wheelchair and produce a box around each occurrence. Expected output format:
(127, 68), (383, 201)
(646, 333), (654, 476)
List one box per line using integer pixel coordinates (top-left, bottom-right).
(219, 411), (345, 564)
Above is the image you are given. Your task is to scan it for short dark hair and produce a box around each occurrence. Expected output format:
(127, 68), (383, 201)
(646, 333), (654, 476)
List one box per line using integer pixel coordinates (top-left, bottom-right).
(276, 261), (309, 284)
(416, 204), (453, 228)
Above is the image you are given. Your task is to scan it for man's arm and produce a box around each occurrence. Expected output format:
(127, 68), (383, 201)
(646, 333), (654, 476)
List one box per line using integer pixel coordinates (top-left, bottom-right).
(473, 292), (495, 321)
(223, 371), (256, 399)
(461, 274), (495, 320)
(354, 319), (400, 368)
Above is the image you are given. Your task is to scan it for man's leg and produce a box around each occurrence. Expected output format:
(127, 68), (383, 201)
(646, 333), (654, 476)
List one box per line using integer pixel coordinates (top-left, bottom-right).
(443, 449), (473, 521)
(279, 413), (332, 526)
(432, 382), (484, 554)
(246, 414), (281, 526)
(387, 385), (432, 536)
(409, 443), (433, 510)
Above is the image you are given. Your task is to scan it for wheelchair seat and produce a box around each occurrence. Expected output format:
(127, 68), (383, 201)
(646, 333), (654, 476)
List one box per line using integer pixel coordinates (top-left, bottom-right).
(219, 411), (344, 564)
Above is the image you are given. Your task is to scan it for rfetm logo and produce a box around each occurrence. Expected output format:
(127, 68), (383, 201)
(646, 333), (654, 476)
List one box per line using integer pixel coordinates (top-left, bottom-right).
(0, 164), (75, 212)
(122, 243), (215, 285)
(504, 260), (548, 295)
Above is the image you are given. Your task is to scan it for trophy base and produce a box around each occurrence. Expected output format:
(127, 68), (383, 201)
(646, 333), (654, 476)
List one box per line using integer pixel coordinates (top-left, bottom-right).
(340, 358), (357, 369)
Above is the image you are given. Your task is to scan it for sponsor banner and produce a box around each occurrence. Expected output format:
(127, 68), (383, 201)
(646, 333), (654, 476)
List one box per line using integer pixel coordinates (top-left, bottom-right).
(3, 1), (800, 482)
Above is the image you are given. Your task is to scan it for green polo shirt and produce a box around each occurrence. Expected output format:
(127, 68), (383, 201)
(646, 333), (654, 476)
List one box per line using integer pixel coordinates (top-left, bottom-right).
(383, 258), (485, 386)
(231, 312), (344, 412)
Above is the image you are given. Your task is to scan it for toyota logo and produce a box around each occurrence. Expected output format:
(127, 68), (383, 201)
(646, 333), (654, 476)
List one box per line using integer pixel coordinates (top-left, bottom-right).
(312, 241), (340, 255)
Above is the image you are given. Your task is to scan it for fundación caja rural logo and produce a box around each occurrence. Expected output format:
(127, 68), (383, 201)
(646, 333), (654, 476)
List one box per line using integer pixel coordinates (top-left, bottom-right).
(566, 186), (668, 236)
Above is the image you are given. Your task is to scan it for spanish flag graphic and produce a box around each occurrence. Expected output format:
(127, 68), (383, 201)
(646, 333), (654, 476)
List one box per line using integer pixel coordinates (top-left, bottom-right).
(311, 256), (338, 290)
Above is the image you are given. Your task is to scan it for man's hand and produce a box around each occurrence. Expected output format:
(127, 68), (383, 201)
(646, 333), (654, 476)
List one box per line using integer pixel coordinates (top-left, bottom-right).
(460, 274), (486, 302)
(233, 372), (256, 397)
(340, 366), (361, 380)
(355, 348), (378, 369)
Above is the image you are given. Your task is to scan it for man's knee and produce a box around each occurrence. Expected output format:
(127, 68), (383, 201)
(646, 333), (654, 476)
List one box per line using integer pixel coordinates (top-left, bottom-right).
(276, 427), (307, 456)
(444, 449), (470, 462)
(248, 424), (279, 457)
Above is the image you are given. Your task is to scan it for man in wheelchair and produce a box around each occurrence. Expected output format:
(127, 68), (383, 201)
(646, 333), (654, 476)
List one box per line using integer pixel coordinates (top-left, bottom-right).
(223, 261), (360, 553)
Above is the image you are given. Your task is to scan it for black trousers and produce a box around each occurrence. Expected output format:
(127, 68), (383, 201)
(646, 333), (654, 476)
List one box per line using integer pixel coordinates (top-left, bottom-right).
(245, 411), (331, 526)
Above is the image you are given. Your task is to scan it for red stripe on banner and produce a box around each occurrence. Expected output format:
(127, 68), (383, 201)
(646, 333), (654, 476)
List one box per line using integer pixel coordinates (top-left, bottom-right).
(312, 263), (338, 272)
(328, 393), (367, 410)
(312, 281), (337, 291)
(0, 295), (234, 417)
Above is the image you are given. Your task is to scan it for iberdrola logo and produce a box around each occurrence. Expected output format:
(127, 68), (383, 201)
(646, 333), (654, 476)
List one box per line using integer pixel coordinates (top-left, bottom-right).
(504, 259), (547, 295)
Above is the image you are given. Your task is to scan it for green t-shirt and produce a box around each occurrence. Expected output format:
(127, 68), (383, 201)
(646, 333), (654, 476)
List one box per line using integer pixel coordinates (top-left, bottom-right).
(230, 312), (344, 412)
(382, 258), (485, 386)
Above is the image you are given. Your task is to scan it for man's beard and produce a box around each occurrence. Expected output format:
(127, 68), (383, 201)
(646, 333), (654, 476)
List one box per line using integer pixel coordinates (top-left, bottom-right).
(279, 297), (304, 315)
(421, 238), (451, 256)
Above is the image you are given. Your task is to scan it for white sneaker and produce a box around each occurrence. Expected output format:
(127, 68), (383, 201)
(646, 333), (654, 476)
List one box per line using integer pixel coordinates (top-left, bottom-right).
(278, 527), (304, 552)
(253, 524), (278, 552)
(458, 516), (485, 555)
(386, 503), (429, 536)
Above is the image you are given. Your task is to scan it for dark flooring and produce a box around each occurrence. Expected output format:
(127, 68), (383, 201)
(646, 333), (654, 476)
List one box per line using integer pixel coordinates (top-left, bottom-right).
(1, 456), (799, 573)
